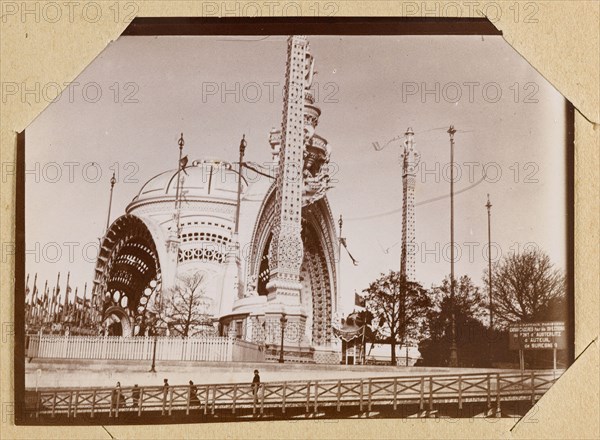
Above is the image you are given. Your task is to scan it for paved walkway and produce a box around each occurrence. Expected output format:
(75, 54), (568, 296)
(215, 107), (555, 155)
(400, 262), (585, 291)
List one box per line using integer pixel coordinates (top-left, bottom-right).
(26, 358), (523, 390)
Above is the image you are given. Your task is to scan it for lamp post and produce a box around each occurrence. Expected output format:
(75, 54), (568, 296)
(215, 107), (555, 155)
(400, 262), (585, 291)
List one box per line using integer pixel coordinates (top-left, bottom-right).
(149, 318), (158, 373)
(278, 313), (287, 364)
(447, 125), (458, 368)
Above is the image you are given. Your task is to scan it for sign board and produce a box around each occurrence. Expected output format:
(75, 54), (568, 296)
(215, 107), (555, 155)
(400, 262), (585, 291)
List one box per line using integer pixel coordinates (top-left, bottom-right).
(509, 321), (567, 350)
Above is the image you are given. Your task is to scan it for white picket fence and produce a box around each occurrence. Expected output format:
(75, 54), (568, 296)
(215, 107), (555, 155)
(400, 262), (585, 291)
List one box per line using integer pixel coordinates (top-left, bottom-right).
(27, 335), (265, 362)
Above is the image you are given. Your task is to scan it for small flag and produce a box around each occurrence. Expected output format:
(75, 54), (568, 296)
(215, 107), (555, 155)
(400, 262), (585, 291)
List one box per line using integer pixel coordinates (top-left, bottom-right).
(354, 291), (366, 307)
(180, 155), (189, 174)
(25, 274), (30, 301)
(340, 237), (359, 266)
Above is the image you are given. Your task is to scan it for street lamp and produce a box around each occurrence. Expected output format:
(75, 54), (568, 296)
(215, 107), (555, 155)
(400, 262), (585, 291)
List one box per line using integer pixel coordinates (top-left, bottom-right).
(278, 313), (287, 364)
(149, 317), (158, 373)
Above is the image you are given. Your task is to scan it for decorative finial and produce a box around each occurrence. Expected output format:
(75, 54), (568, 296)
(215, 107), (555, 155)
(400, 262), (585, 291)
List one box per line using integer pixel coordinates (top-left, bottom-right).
(405, 127), (414, 136)
(447, 125), (456, 136)
(486, 193), (492, 209)
(240, 134), (247, 155)
(338, 214), (343, 230)
(110, 171), (116, 187)
(178, 133), (185, 149)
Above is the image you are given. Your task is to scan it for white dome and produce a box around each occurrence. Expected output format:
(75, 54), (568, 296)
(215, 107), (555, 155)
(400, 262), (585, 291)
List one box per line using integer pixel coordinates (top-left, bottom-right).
(128, 159), (245, 210)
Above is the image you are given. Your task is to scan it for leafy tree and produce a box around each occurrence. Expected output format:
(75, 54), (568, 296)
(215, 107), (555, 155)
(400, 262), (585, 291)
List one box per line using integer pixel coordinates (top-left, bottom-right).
(418, 275), (500, 367)
(487, 248), (565, 327)
(363, 270), (431, 366)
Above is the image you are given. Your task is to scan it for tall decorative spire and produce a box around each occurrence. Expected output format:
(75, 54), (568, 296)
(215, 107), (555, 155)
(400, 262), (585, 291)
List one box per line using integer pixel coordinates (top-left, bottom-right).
(400, 127), (420, 283)
(267, 36), (310, 292)
(265, 35), (312, 348)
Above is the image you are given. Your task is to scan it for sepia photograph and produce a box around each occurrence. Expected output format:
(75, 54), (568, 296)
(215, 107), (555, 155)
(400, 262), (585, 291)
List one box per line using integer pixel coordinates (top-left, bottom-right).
(16, 18), (573, 424)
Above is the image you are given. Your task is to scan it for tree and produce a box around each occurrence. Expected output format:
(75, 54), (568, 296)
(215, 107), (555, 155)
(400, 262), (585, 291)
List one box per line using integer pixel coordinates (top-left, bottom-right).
(164, 271), (213, 337)
(487, 248), (565, 327)
(363, 270), (431, 366)
(418, 275), (503, 367)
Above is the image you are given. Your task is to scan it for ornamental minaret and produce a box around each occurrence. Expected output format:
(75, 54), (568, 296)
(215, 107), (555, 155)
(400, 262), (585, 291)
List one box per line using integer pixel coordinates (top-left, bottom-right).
(400, 128), (420, 283)
(265, 35), (313, 347)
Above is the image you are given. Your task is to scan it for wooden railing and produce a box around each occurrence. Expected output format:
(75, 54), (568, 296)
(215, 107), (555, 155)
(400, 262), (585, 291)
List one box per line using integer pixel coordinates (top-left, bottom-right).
(27, 370), (562, 419)
(27, 335), (264, 363)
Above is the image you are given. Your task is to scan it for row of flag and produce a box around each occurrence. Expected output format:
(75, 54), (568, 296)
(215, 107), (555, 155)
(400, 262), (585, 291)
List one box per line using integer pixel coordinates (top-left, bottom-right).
(25, 272), (96, 329)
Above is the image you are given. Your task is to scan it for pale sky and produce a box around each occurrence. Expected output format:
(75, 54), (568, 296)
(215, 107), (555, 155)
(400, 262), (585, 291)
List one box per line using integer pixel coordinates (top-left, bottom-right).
(25, 35), (567, 313)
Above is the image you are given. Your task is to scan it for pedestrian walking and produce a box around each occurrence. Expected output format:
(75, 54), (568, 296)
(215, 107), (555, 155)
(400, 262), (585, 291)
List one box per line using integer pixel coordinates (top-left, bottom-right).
(111, 381), (126, 411)
(252, 370), (261, 402)
(189, 380), (201, 409)
(161, 378), (170, 414)
(131, 384), (141, 408)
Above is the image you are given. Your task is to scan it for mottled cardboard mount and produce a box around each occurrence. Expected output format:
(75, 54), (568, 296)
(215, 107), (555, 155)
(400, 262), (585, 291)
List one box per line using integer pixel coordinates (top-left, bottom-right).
(0, 1), (598, 439)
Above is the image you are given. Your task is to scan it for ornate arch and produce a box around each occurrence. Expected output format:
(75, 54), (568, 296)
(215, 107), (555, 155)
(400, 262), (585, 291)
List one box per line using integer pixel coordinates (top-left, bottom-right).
(247, 184), (338, 344)
(103, 305), (134, 336)
(93, 214), (163, 335)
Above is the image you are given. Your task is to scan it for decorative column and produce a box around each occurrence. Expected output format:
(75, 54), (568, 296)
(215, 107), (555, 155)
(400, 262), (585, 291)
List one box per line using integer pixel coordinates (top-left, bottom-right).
(265, 36), (312, 348)
(400, 128), (420, 283)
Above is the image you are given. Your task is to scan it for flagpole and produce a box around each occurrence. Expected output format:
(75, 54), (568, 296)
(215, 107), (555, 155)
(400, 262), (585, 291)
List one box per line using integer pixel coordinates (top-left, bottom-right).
(486, 194), (493, 329)
(448, 125), (458, 368)
(81, 282), (87, 327)
(90, 284), (97, 329)
(31, 276), (38, 323)
(62, 271), (70, 322)
(54, 272), (61, 323)
(50, 287), (56, 324)
(72, 287), (78, 325)
(234, 134), (247, 235)
(25, 273), (31, 321)
(174, 133), (185, 238)
(29, 273), (37, 322)
(39, 280), (47, 325)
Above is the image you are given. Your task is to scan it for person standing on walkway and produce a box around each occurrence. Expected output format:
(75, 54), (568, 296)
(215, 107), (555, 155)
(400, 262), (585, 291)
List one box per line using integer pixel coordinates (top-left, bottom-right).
(161, 378), (170, 414)
(131, 384), (141, 408)
(111, 381), (126, 411)
(189, 380), (200, 410)
(252, 370), (261, 403)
